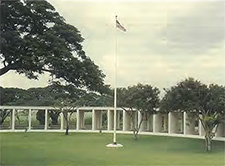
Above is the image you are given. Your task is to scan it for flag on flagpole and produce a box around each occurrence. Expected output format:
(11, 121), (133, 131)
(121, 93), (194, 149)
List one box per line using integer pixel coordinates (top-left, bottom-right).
(116, 16), (126, 32)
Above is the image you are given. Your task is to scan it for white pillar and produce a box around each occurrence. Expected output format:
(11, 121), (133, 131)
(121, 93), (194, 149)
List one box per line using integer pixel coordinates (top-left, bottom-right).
(92, 109), (96, 130)
(184, 112), (187, 135)
(168, 112), (176, 134)
(184, 112), (196, 135)
(80, 111), (85, 129)
(11, 109), (15, 130)
(28, 109), (32, 131)
(44, 109), (48, 130)
(122, 110), (126, 131)
(107, 110), (113, 130)
(216, 122), (225, 137)
(154, 113), (165, 133)
(95, 110), (102, 130)
(131, 111), (135, 130)
(134, 111), (138, 130)
(60, 112), (64, 130)
(138, 111), (144, 132)
(116, 110), (120, 129)
(180, 112), (184, 133)
(138, 111), (147, 131)
(199, 119), (205, 136)
(123, 110), (130, 131)
(153, 114), (160, 133)
(99, 111), (102, 129)
(77, 109), (80, 130)
(96, 110), (102, 130)
(147, 115), (153, 131)
(163, 114), (168, 132)
(77, 110), (85, 129)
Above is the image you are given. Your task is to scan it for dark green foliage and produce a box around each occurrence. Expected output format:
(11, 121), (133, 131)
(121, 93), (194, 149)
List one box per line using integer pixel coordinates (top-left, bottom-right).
(0, 0), (106, 93)
(0, 85), (112, 125)
(160, 78), (208, 113)
(36, 110), (60, 126)
(118, 84), (160, 112)
(126, 84), (160, 113)
(0, 84), (112, 107)
(160, 77), (225, 151)
(36, 110), (45, 125)
(0, 87), (27, 105)
(48, 110), (60, 125)
(117, 84), (160, 139)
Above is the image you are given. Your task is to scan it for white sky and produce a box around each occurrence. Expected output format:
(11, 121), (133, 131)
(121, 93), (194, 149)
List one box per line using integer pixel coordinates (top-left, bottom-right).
(1, 0), (225, 91)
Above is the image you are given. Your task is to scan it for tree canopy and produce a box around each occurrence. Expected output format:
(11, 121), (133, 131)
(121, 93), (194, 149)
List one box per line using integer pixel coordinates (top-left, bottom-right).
(0, 84), (112, 107)
(0, 0), (106, 93)
(160, 78), (225, 151)
(117, 84), (160, 139)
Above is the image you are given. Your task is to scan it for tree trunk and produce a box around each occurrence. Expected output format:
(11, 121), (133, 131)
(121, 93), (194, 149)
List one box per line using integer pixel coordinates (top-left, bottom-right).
(63, 111), (69, 135)
(125, 109), (137, 140)
(134, 119), (143, 140)
(205, 134), (212, 152)
(65, 124), (69, 135)
(133, 130), (137, 139)
(199, 118), (216, 152)
(65, 119), (69, 135)
(133, 116), (138, 140)
(130, 114), (137, 139)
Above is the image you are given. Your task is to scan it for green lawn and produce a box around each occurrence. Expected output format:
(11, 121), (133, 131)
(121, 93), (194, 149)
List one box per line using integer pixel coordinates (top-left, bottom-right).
(0, 132), (224, 166)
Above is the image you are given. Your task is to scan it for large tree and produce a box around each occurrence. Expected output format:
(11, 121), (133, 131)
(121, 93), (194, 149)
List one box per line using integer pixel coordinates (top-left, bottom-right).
(1, 0), (106, 93)
(118, 84), (160, 139)
(52, 98), (78, 135)
(160, 78), (225, 151)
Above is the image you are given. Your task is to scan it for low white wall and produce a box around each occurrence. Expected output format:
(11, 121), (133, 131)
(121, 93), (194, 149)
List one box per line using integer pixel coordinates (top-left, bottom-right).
(0, 106), (224, 141)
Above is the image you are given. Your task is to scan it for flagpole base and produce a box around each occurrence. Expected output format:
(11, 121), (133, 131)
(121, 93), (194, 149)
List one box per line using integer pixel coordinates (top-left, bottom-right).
(106, 143), (123, 148)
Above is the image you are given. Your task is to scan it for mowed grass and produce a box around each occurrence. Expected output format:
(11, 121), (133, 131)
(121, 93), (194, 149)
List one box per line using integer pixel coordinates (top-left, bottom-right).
(0, 132), (224, 166)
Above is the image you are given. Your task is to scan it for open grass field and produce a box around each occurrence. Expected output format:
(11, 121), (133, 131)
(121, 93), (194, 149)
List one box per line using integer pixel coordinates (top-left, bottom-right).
(0, 132), (224, 166)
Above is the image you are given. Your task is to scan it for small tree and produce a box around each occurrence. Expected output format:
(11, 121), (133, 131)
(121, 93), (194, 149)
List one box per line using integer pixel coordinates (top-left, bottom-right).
(117, 87), (137, 134)
(160, 78), (225, 151)
(118, 84), (160, 139)
(54, 98), (77, 135)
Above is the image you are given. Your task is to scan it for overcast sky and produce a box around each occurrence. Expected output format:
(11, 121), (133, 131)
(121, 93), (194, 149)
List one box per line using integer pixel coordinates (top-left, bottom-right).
(1, 0), (225, 91)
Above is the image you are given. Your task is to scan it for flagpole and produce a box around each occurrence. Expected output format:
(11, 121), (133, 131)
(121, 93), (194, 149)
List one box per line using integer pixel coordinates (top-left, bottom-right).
(113, 15), (118, 144)
(106, 15), (123, 148)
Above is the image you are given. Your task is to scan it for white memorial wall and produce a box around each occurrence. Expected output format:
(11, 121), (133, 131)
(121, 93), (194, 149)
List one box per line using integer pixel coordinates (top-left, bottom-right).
(0, 106), (224, 141)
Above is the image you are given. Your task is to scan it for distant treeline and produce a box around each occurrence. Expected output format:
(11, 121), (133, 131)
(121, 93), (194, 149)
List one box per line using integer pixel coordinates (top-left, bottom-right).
(0, 84), (113, 107)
